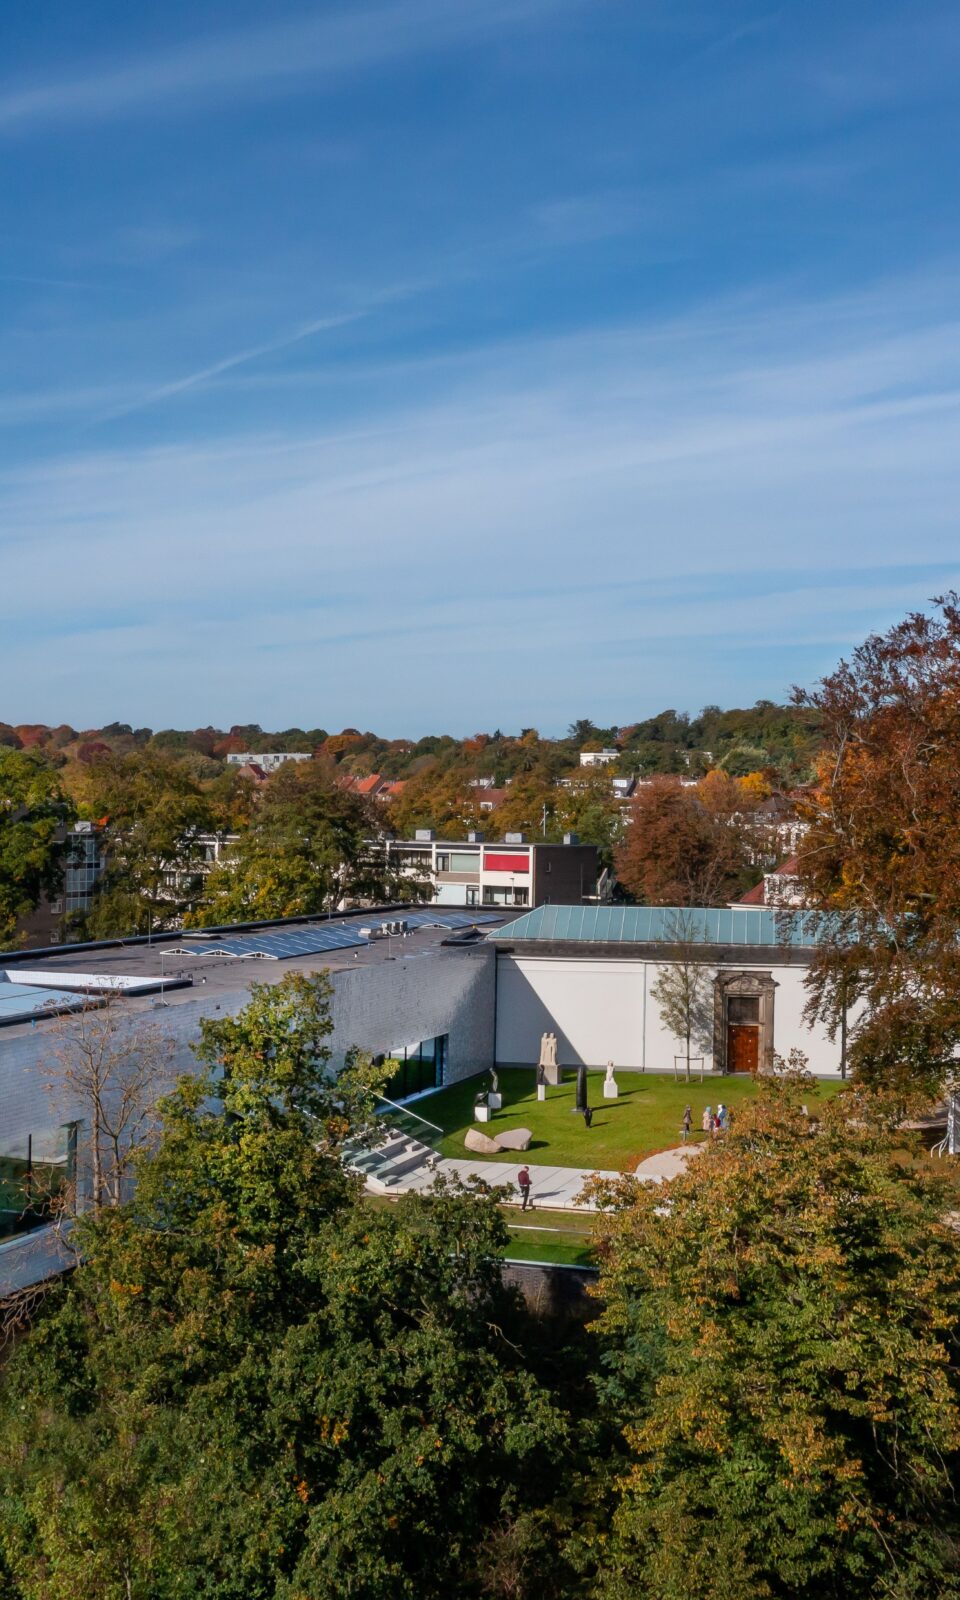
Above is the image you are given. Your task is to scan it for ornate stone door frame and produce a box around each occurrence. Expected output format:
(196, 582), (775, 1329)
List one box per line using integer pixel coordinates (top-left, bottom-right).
(713, 970), (778, 1073)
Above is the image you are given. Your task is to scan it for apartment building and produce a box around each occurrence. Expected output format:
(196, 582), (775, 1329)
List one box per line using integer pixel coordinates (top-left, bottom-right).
(381, 830), (602, 909)
(13, 821), (106, 946)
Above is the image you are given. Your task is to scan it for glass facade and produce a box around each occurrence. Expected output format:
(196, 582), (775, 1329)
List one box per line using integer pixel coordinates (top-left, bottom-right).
(383, 1035), (448, 1101)
(0, 1123), (77, 1241)
(64, 830), (103, 914)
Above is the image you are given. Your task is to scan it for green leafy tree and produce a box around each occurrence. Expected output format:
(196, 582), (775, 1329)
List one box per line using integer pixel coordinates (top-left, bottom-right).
(585, 1076), (960, 1600)
(192, 760), (418, 924)
(0, 974), (568, 1600)
(78, 751), (218, 936)
(0, 748), (73, 947)
(554, 771), (626, 870)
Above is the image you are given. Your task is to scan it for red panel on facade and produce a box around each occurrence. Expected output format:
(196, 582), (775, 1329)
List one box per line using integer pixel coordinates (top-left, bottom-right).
(483, 853), (530, 872)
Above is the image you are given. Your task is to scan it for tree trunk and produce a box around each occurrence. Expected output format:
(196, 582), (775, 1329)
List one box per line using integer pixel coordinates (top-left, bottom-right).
(90, 1105), (104, 1216)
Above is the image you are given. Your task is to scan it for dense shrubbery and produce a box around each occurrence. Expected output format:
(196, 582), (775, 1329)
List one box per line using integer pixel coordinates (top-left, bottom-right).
(1, 979), (958, 1600)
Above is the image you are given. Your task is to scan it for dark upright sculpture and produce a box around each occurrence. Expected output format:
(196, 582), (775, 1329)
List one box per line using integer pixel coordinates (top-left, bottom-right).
(575, 1064), (588, 1114)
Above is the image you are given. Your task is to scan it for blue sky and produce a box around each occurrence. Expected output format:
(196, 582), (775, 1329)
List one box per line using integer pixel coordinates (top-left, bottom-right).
(3, 1), (960, 735)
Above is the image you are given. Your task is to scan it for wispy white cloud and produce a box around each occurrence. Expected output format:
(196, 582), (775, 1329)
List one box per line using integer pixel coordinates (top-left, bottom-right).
(0, 0), (577, 133)
(94, 311), (370, 422)
(3, 265), (960, 731)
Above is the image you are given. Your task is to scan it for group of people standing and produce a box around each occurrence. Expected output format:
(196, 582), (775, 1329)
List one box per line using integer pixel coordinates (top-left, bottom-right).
(680, 1102), (731, 1141)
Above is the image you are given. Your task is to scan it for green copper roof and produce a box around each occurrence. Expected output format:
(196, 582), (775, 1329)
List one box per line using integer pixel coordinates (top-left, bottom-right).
(490, 904), (832, 948)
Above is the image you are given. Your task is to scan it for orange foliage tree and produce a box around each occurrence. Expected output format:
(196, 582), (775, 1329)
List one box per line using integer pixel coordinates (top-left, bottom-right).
(794, 594), (960, 1091)
(615, 775), (758, 906)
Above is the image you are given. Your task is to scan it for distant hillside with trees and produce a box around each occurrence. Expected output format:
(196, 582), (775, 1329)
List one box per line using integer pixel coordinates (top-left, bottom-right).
(0, 702), (822, 785)
(0, 704), (822, 944)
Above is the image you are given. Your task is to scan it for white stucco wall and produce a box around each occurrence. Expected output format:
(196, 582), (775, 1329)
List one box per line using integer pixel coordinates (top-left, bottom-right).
(495, 952), (844, 1076)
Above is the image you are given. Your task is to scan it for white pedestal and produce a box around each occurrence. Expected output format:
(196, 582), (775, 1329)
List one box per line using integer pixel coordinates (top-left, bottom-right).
(487, 1093), (502, 1110)
(475, 1103), (491, 1122)
(537, 1084), (546, 1102)
(603, 1082), (619, 1100)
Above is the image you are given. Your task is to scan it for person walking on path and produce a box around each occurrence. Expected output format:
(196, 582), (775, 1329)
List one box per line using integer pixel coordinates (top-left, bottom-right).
(702, 1105), (713, 1135)
(682, 1105), (692, 1142)
(517, 1166), (533, 1211)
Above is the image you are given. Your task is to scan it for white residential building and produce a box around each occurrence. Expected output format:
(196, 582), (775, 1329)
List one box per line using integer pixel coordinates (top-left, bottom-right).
(225, 752), (312, 772)
(579, 748), (619, 767)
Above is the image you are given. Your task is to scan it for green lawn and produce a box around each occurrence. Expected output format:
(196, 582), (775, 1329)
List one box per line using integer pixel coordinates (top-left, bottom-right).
(500, 1230), (597, 1266)
(420, 1067), (843, 1173)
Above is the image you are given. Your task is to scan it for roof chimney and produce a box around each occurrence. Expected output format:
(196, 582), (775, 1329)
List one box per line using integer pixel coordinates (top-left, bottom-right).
(504, 831), (526, 844)
(467, 829), (485, 843)
(563, 831), (580, 845)
(414, 828), (436, 842)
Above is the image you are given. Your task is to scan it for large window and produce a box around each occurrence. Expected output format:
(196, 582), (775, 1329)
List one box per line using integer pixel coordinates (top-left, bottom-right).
(727, 996), (760, 1024)
(0, 1123), (77, 1241)
(383, 1035), (448, 1101)
(436, 852), (480, 875)
(482, 887), (528, 906)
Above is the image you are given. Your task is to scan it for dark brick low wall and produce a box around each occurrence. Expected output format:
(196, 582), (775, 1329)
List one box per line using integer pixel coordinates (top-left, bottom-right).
(501, 1258), (601, 1322)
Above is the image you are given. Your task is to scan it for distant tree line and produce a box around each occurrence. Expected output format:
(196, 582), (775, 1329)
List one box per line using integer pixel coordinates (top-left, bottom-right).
(0, 702), (823, 945)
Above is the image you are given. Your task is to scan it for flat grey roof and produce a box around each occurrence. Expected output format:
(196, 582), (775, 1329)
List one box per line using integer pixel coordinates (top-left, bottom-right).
(0, 906), (515, 1042)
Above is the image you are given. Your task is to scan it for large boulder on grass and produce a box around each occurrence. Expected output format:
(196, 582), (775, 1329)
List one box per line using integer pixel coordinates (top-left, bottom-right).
(495, 1127), (533, 1151)
(465, 1128), (503, 1155)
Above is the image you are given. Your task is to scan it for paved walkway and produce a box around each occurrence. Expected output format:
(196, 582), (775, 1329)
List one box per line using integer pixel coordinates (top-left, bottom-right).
(363, 1143), (703, 1211)
(430, 1156), (622, 1210)
(633, 1143), (705, 1181)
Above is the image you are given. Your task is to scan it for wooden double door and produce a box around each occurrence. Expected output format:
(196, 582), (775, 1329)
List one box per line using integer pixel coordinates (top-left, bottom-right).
(727, 1023), (759, 1074)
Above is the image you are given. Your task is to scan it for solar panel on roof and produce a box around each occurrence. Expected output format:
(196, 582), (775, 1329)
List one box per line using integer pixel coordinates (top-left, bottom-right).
(184, 926), (368, 960)
(180, 908), (505, 961)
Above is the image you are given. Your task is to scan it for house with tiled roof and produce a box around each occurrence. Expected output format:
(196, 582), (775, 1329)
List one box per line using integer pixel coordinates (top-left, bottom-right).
(735, 856), (803, 908)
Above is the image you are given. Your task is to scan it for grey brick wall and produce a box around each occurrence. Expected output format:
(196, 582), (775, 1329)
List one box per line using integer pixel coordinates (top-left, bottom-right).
(1, 946), (496, 1159)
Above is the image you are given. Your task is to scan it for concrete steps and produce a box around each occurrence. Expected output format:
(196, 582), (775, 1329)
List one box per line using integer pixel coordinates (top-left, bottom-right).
(344, 1129), (439, 1191)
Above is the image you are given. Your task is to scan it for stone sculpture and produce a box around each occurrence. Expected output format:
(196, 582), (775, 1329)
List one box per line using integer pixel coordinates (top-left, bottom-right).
(465, 1128), (503, 1155)
(603, 1060), (619, 1099)
(537, 1030), (561, 1086)
(495, 1126), (533, 1151)
(464, 1125), (532, 1155)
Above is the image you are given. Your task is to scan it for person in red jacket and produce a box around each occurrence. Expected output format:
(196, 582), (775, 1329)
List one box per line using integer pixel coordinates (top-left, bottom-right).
(517, 1166), (533, 1211)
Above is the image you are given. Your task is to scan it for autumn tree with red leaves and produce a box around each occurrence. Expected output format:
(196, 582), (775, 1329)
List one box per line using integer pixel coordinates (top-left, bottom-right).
(794, 593), (960, 1091)
(615, 774), (759, 906)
